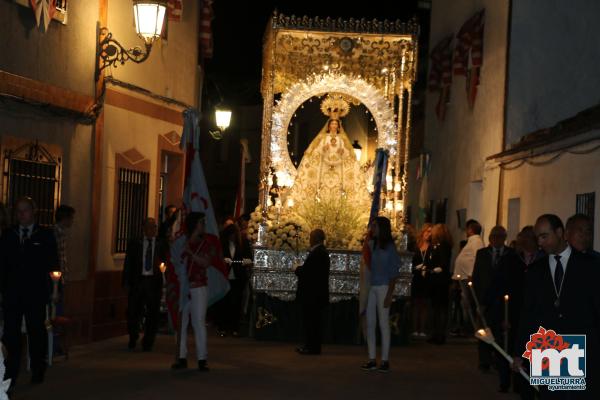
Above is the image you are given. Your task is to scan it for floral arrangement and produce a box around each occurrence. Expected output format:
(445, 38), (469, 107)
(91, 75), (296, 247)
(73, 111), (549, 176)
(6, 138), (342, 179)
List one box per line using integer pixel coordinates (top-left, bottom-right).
(246, 204), (412, 252)
(347, 229), (367, 251)
(295, 196), (367, 250)
(246, 205), (264, 243)
(266, 219), (307, 250)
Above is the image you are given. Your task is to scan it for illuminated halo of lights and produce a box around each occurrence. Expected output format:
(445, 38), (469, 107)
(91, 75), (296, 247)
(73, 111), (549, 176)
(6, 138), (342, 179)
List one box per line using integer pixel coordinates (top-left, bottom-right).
(270, 73), (397, 186)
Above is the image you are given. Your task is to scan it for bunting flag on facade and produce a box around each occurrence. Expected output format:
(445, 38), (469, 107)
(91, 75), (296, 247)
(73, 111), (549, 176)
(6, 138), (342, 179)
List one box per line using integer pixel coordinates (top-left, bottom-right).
(165, 108), (229, 329)
(233, 139), (251, 220)
(30, 0), (56, 32)
(453, 9), (485, 108)
(428, 35), (453, 121)
(199, 0), (214, 62)
(167, 0), (183, 21)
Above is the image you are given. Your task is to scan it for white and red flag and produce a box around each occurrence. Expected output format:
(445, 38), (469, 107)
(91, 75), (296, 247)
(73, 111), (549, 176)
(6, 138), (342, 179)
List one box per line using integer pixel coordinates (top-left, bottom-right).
(165, 109), (228, 330)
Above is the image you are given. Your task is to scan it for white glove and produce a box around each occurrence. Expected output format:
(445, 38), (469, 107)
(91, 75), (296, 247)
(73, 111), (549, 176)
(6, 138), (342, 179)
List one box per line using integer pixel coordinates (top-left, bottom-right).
(242, 258), (252, 266)
(224, 257), (233, 265)
(433, 267), (442, 273)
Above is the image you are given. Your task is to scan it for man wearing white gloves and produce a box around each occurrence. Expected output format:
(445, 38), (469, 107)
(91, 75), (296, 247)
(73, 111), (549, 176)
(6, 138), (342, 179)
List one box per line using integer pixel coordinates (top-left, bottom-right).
(452, 219), (484, 336)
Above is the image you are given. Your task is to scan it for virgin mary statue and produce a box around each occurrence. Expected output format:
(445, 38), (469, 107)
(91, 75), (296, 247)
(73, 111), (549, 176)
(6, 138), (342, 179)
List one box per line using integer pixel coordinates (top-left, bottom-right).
(287, 94), (371, 247)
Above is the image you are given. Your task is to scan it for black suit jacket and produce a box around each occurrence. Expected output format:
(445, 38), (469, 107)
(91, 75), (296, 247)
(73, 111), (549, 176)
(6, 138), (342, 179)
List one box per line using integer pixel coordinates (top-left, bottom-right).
(0, 224), (60, 306)
(517, 250), (600, 394)
(295, 245), (330, 307)
(472, 246), (515, 306)
(122, 237), (166, 289)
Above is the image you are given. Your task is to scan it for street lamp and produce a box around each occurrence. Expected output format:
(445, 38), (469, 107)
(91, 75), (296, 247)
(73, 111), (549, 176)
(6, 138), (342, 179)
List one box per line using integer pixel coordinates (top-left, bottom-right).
(96, 0), (167, 80)
(133, 1), (167, 43)
(352, 140), (362, 161)
(209, 104), (232, 140)
(215, 108), (232, 131)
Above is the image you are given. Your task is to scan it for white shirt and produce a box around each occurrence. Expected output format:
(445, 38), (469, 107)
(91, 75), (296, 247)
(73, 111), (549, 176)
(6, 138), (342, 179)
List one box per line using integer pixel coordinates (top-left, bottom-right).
(142, 237), (155, 276)
(228, 241), (236, 279)
(549, 245), (571, 282)
(453, 234), (485, 279)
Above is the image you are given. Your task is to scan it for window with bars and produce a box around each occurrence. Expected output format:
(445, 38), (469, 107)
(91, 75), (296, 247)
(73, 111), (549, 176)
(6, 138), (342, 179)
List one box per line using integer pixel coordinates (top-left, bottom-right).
(3, 142), (61, 226)
(576, 192), (595, 242)
(435, 198), (448, 224)
(576, 192), (595, 217)
(114, 168), (149, 253)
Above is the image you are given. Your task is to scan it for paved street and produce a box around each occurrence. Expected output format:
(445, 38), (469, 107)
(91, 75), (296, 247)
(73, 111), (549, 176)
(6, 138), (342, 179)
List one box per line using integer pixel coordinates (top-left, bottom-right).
(11, 334), (520, 400)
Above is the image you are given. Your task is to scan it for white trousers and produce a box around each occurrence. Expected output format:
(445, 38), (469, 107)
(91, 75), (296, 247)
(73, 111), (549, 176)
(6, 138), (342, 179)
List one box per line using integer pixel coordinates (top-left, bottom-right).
(179, 286), (208, 360)
(366, 285), (391, 361)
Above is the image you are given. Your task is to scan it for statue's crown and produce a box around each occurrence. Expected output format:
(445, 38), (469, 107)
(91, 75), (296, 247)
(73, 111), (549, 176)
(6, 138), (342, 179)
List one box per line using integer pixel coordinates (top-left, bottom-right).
(320, 94), (350, 119)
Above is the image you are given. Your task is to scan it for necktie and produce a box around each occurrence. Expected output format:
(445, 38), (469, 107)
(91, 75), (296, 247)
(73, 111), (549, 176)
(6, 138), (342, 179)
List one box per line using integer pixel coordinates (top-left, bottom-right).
(21, 227), (29, 243)
(554, 255), (564, 293)
(493, 248), (499, 267)
(144, 239), (153, 272)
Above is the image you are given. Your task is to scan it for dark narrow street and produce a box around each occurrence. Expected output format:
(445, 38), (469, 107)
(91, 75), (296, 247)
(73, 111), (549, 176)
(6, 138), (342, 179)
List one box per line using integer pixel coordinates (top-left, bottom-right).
(12, 334), (518, 400)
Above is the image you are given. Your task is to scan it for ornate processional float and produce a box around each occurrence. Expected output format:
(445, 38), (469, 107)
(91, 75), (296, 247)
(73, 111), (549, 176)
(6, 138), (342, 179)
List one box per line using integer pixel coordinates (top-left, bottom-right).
(247, 12), (419, 341)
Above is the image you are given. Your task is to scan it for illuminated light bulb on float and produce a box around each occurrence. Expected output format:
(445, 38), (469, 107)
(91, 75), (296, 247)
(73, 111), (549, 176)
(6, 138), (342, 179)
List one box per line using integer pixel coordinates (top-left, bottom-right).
(385, 200), (393, 211)
(395, 201), (403, 212)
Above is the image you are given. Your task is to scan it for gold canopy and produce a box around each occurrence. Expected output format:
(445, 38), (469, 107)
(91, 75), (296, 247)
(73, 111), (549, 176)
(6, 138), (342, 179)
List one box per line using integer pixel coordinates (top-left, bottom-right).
(259, 11), (419, 230)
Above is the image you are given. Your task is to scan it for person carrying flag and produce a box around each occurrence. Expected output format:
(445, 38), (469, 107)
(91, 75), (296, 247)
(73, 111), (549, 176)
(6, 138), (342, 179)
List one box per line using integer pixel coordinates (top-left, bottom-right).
(167, 108), (230, 371)
(171, 212), (225, 371)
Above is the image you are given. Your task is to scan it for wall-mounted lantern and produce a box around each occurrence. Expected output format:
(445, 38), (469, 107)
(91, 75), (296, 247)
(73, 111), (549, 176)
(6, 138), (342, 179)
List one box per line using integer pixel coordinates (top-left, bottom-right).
(96, 1), (167, 80)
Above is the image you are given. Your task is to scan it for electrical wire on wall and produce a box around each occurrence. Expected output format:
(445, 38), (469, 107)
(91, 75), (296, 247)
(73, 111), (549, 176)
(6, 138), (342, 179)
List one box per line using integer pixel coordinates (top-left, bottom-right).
(498, 138), (600, 170)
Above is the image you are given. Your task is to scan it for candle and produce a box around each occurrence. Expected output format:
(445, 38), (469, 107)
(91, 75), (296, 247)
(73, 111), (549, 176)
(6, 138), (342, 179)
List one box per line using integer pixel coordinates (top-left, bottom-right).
(159, 262), (167, 285)
(50, 271), (62, 282)
(468, 281), (488, 328)
(504, 294), (510, 351)
(49, 271), (62, 319)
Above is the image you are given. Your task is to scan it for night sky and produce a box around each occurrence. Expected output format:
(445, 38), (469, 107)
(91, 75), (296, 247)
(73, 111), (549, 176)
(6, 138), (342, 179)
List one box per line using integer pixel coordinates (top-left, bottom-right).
(205, 0), (431, 106)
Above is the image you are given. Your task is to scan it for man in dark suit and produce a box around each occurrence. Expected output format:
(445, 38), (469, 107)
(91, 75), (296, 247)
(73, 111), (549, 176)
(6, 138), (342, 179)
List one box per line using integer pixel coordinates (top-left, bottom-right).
(0, 197), (59, 388)
(515, 214), (600, 399)
(295, 229), (330, 355)
(122, 218), (166, 351)
(566, 213), (600, 260)
(472, 225), (514, 378)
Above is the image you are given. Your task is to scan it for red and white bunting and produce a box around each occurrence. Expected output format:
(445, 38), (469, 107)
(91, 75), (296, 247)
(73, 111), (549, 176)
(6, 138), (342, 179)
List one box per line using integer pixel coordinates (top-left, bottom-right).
(29, 0), (56, 32)
(167, 0), (183, 22)
(199, 0), (214, 61)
